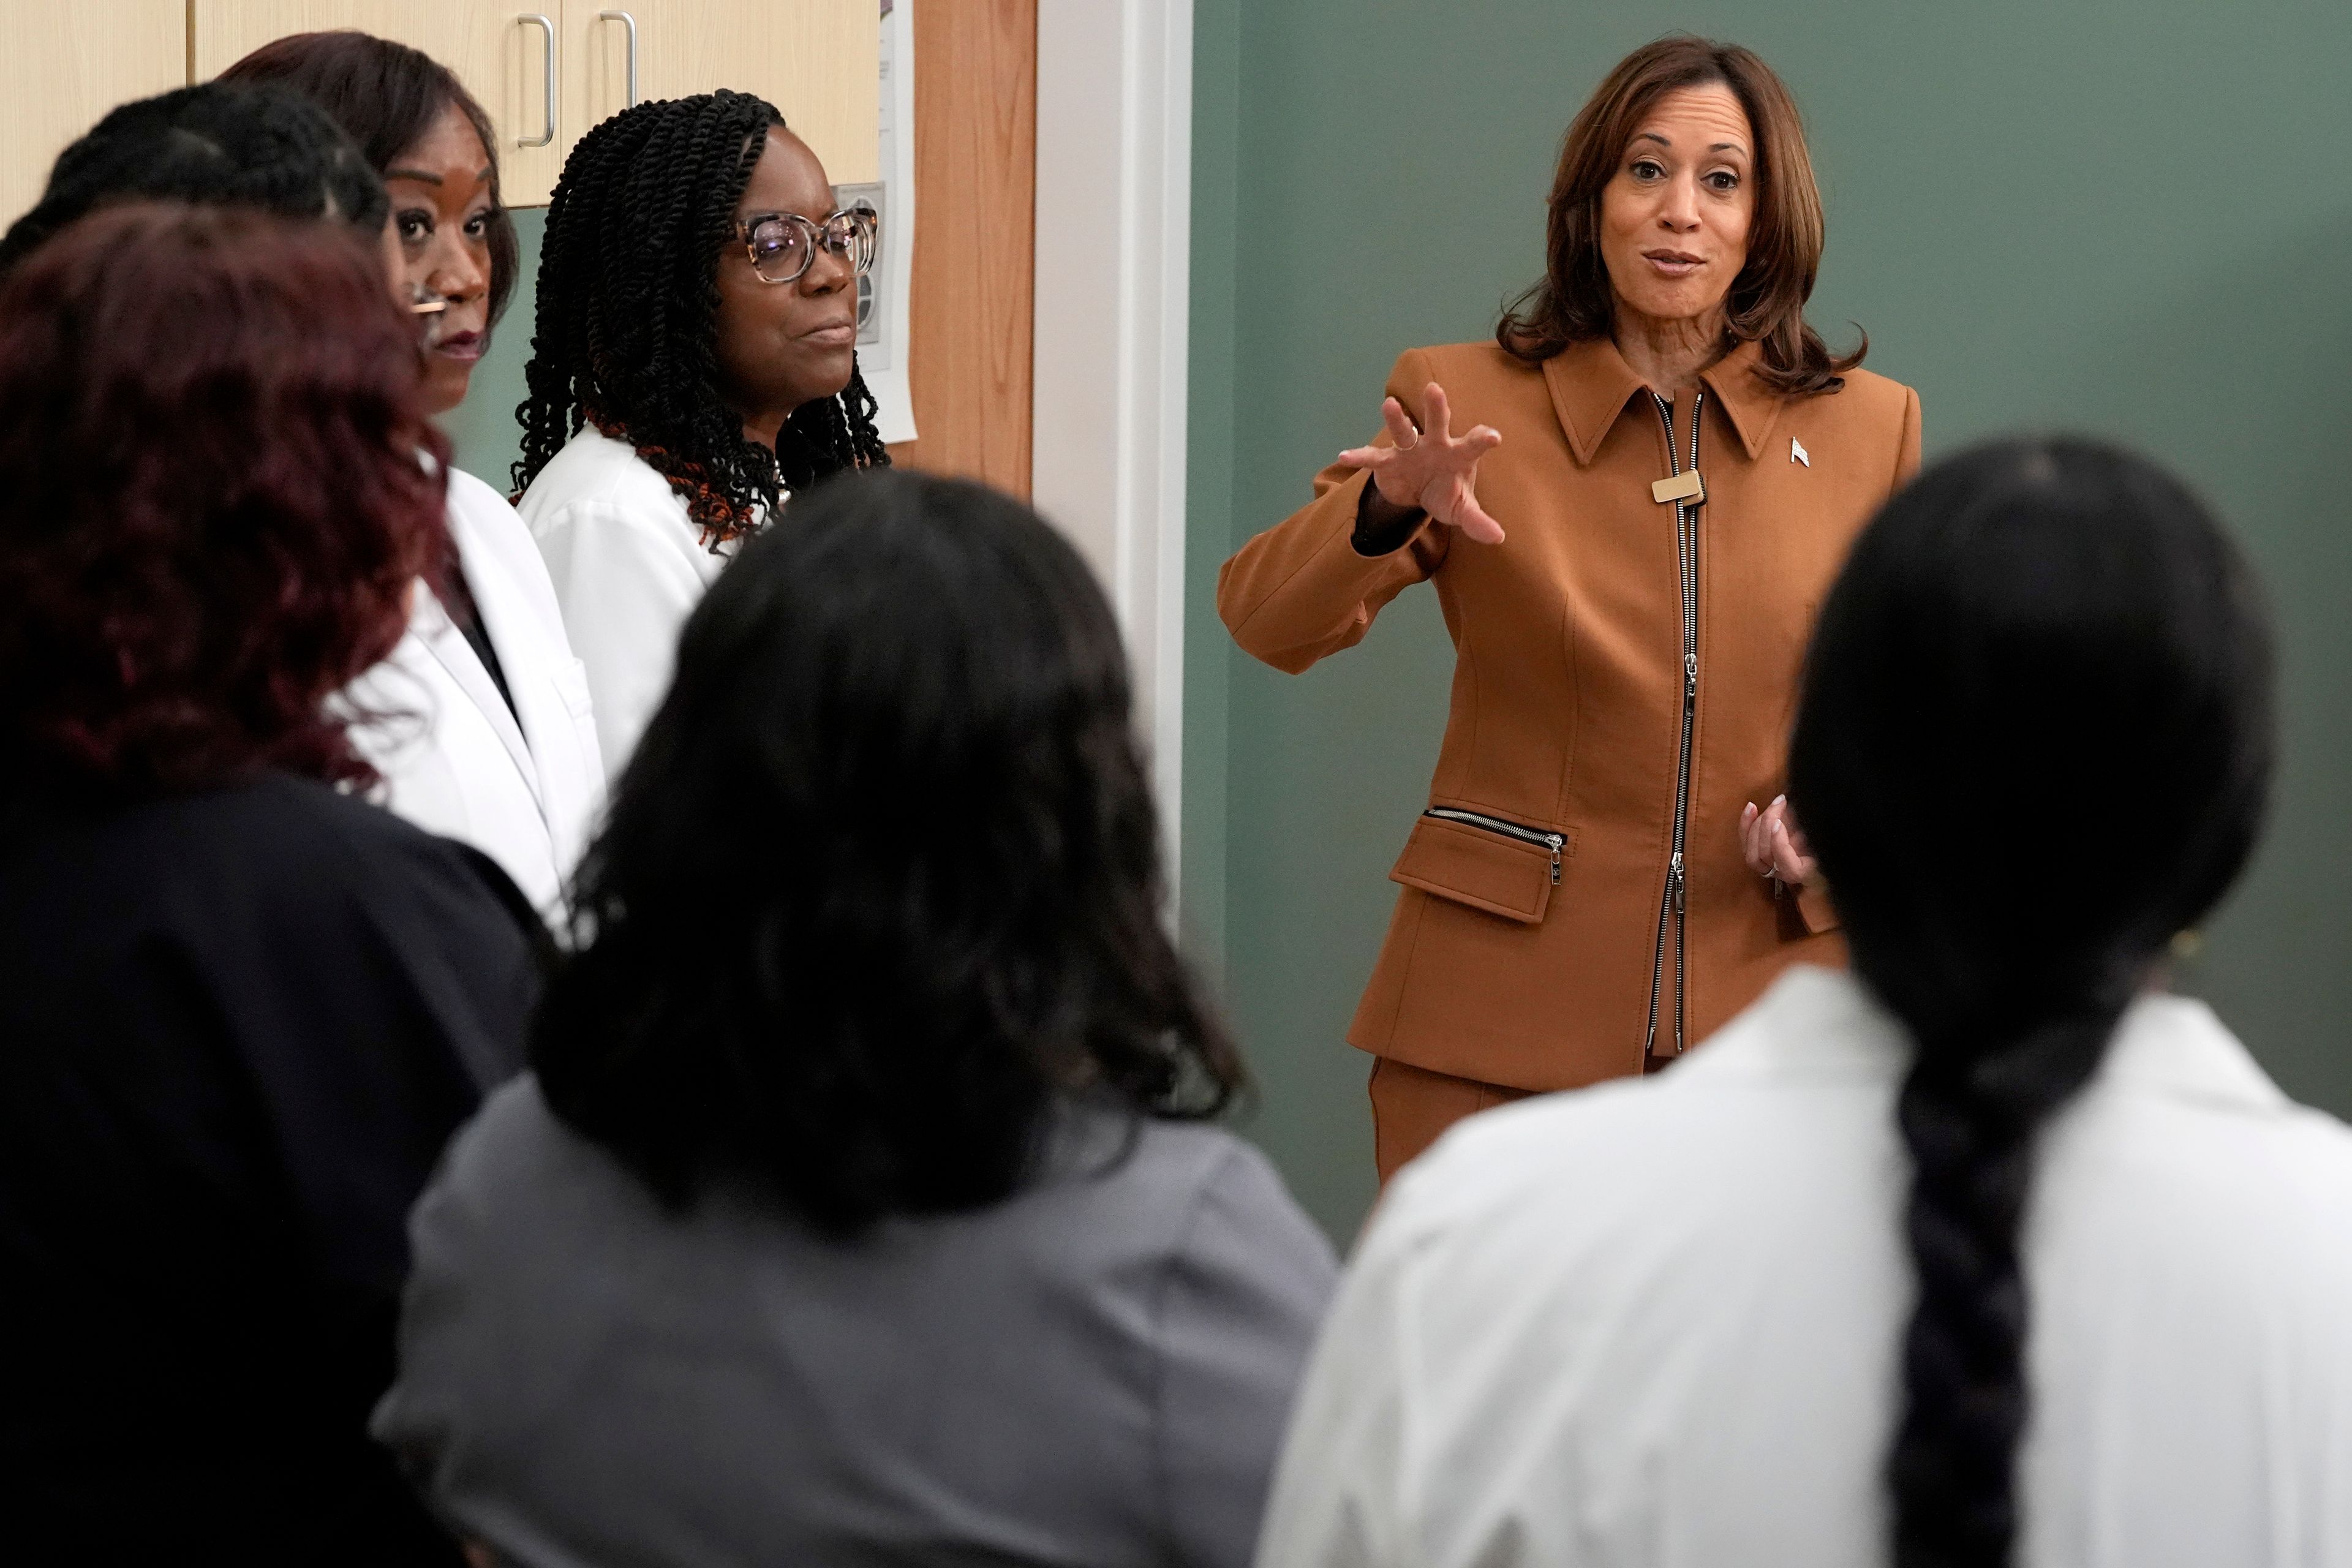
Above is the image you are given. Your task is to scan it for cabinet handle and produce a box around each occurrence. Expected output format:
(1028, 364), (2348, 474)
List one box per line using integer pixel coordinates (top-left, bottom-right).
(598, 10), (640, 108)
(517, 14), (557, 148)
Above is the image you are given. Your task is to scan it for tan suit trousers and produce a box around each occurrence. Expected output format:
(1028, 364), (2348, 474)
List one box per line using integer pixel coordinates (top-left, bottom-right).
(1368, 1050), (1678, 1184)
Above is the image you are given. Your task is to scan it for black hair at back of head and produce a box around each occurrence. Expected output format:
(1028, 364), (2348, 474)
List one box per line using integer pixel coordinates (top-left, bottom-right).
(0, 83), (387, 276)
(532, 470), (1238, 1234)
(1789, 438), (2275, 1568)
(513, 89), (887, 543)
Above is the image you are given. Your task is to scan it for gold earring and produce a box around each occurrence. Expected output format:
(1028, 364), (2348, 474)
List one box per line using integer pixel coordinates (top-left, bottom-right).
(2170, 929), (2205, 962)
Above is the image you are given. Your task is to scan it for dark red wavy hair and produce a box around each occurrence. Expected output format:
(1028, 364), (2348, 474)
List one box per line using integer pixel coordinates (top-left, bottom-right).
(0, 202), (448, 797)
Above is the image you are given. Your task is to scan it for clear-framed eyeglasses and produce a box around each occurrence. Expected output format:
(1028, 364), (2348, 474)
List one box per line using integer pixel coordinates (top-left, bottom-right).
(734, 208), (878, 285)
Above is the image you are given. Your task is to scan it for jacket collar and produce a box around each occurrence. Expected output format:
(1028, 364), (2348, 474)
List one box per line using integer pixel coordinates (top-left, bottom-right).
(1698, 337), (1784, 462)
(409, 585), (545, 812)
(1686, 965), (2291, 1120)
(1539, 333), (1784, 466)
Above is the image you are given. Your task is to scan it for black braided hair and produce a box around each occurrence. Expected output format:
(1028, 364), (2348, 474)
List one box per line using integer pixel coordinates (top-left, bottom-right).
(0, 83), (387, 276)
(1788, 439), (2274, 1568)
(514, 90), (887, 544)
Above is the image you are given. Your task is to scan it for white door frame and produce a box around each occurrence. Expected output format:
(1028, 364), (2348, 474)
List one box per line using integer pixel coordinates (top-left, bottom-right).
(1030, 0), (1193, 903)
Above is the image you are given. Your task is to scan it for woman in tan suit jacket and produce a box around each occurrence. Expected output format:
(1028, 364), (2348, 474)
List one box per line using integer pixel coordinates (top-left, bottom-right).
(1219, 37), (1921, 1181)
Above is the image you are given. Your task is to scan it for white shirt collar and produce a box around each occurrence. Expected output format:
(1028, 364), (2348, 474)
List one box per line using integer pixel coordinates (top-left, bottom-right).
(1679, 963), (2288, 1117)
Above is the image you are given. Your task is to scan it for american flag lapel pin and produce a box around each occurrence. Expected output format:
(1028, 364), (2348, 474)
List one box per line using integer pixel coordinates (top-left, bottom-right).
(1791, 438), (1810, 468)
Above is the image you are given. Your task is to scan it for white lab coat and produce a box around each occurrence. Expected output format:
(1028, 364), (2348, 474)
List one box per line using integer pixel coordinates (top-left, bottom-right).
(517, 426), (741, 782)
(1257, 964), (2352, 1568)
(346, 467), (605, 921)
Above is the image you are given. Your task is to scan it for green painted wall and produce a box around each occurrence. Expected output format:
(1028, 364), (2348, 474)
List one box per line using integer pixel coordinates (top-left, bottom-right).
(1189, 1), (2352, 1241)
(453, 15), (2352, 1248)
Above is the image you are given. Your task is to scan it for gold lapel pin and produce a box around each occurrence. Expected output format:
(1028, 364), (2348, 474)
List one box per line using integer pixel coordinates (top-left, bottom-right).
(1651, 470), (1705, 505)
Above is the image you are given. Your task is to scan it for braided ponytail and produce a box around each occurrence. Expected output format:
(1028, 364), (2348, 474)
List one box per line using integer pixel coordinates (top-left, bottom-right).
(514, 90), (887, 542)
(1885, 1008), (2117, 1565)
(1787, 439), (2274, 1568)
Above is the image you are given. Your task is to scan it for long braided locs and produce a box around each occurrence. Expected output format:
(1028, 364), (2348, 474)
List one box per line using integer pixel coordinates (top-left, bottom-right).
(1787, 440), (2274, 1568)
(514, 90), (886, 545)
(1883, 1003), (2122, 1566)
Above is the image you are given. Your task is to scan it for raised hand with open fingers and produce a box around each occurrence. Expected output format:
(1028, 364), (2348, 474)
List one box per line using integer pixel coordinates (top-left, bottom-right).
(1336, 380), (1506, 544)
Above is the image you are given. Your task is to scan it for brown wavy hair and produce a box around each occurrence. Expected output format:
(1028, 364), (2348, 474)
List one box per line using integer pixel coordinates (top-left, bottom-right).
(1497, 36), (1863, 396)
(0, 203), (447, 798)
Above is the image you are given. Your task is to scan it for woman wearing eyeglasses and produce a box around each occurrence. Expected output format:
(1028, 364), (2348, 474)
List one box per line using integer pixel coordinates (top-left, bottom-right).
(515, 90), (887, 778)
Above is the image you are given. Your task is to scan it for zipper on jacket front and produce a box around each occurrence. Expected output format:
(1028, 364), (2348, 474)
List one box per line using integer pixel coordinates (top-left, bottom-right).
(1422, 807), (1565, 884)
(1643, 390), (1703, 1060)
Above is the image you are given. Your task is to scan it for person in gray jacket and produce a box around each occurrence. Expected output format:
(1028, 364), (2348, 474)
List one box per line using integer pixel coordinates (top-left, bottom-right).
(374, 470), (1339, 1567)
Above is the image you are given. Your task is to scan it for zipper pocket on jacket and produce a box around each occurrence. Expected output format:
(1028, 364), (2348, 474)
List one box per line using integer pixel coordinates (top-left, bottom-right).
(1421, 807), (1566, 884)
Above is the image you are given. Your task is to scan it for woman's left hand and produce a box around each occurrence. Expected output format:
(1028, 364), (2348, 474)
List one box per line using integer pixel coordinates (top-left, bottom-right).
(1741, 795), (1818, 888)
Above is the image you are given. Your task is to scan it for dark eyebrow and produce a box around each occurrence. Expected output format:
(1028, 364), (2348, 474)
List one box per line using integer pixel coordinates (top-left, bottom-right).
(1630, 133), (1749, 157)
(384, 165), (495, 186)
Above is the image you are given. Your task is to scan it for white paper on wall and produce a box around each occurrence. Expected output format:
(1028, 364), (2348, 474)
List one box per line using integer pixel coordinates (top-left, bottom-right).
(840, 0), (917, 444)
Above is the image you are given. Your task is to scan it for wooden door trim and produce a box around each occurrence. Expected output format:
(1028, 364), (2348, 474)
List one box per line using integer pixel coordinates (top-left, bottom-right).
(1031, 0), (1191, 900)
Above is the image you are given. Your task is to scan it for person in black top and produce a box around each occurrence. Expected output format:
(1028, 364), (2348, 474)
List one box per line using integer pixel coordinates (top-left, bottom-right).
(0, 198), (538, 1561)
(2, 78), (607, 919)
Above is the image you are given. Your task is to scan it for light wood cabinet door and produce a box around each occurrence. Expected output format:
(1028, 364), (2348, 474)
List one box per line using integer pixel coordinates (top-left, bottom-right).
(565, 1), (878, 188)
(0, 1), (189, 227)
(189, 1), (568, 204)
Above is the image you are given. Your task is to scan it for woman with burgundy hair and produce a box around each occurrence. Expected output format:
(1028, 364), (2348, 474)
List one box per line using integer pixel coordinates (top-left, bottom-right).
(1219, 36), (1921, 1180)
(4, 62), (601, 919)
(0, 204), (537, 1563)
